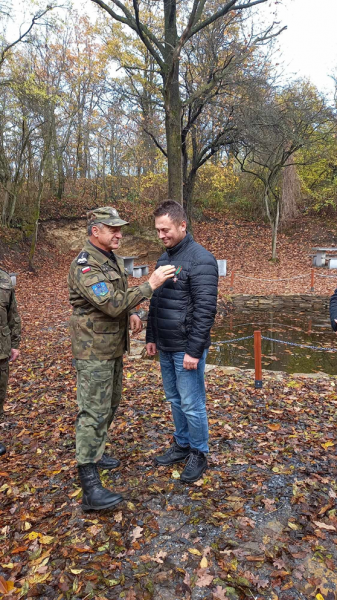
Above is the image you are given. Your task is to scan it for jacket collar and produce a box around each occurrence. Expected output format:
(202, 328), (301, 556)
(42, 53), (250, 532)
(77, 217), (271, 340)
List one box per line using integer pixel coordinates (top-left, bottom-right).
(167, 232), (193, 257)
(84, 240), (119, 268)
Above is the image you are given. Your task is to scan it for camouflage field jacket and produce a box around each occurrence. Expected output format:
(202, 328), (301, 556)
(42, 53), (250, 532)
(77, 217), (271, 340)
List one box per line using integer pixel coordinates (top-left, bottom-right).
(68, 241), (153, 360)
(0, 268), (21, 360)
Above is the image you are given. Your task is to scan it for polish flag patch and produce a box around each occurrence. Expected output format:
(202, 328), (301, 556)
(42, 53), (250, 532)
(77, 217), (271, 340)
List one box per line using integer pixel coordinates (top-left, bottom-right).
(81, 266), (91, 273)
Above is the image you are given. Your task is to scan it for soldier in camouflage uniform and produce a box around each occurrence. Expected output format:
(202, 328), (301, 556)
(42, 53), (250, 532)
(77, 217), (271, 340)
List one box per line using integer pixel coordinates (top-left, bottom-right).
(0, 268), (21, 457)
(68, 207), (175, 511)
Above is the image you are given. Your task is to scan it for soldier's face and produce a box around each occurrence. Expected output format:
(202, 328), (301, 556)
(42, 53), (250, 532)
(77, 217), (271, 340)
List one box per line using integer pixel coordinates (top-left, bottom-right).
(92, 224), (123, 251)
(155, 214), (186, 248)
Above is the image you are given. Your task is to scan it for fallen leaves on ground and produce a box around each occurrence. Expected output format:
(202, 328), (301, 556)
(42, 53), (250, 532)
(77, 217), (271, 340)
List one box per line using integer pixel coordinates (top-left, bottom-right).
(1, 229), (337, 599)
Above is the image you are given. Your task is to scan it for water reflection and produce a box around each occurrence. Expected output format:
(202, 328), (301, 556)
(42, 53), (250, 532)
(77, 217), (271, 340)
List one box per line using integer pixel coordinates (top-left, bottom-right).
(208, 308), (337, 374)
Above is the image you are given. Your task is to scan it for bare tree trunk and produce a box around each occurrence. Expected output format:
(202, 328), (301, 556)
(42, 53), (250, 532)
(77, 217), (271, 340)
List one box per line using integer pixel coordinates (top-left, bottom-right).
(264, 184), (280, 260)
(163, 0), (182, 203)
(1, 187), (9, 225)
(281, 158), (300, 225)
(28, 181), (43, 272)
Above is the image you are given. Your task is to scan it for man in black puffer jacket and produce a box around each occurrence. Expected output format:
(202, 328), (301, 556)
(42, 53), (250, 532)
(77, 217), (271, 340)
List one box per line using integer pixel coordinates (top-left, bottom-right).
(146, 200), (218, 483)
(330, 289), (337, 333)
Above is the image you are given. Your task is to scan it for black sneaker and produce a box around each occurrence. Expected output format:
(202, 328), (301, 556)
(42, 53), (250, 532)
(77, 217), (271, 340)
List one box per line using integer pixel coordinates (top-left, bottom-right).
(154, 440), (190, 466)
(180, 449), (207, 483)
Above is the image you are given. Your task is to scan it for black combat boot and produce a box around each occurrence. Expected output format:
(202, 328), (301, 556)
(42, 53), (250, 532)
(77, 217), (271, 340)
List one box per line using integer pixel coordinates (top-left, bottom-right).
(97, 453), (120, 470)
(180, 449), (207, 483)
(0, 442), (6, 456)
(78, 464), (123, 511)
(154, 439), (190, 466)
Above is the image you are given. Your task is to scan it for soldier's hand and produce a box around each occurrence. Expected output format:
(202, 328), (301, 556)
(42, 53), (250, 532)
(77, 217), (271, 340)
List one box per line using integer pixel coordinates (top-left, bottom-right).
(10, 348), (20, 362)
(148, 265), (175, 290)
(130, 314), (142, 335)
(146, 343), (157, 356)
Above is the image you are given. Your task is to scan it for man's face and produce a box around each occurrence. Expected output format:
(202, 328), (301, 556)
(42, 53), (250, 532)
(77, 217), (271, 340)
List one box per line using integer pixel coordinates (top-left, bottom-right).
(155, 214), (186, 248)
(92, 224), (123, 251)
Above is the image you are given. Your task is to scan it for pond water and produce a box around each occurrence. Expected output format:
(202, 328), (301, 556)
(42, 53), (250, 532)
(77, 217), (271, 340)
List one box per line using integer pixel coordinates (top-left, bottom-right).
(208, 307), (337, 374)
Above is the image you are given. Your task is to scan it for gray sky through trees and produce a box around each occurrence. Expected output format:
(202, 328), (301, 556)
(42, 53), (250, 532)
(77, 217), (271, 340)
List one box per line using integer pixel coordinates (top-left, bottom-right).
(4, 0), (337, 96)
(69, 0), (336, 97)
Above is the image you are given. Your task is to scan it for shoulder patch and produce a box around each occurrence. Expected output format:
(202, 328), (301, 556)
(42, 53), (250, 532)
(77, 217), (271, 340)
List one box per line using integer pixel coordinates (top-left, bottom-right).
(77, 251), (89, 265)
(91, 282), (109, 297)
(82, 266), (91, 274)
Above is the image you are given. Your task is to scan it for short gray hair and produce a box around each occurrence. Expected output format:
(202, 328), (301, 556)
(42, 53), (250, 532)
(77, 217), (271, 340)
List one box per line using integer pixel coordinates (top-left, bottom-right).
(88, 221), (104, 236)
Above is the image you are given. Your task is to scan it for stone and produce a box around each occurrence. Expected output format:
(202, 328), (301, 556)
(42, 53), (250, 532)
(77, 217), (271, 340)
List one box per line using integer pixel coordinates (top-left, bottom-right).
(264, 519), (284, 533)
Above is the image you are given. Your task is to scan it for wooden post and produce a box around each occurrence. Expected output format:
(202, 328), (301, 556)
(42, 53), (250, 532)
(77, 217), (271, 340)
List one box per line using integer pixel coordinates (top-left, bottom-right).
(254, 330), (262, 389)
(308, 318), (312, 335)
(230, 270), (235, 291)
(310, 268), (315, 292)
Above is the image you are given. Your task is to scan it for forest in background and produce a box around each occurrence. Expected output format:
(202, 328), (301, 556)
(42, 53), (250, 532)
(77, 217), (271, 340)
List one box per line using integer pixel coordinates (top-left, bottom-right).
(0, 0), (336, 265)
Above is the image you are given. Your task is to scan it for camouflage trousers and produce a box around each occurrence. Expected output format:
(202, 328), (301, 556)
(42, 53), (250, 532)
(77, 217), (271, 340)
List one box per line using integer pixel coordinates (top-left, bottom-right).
(0, 359), (9, 418)
(75, 357), (123, 466)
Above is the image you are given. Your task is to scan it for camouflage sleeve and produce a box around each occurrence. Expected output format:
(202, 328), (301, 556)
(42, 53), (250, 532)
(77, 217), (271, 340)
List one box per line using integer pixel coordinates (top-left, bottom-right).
(145, 260), (159, 344)
(8, 290), (21, 348)
(73, 265), (153, 317)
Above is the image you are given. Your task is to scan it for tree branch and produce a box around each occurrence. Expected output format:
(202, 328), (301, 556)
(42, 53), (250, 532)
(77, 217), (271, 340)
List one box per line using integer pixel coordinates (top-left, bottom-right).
(0, 6), (54, 69)
(132, 0), (165, 70)
(142, 127), (167, 157)
(91, 0), (165, 69)
(173, 0), (205, 61)
(182, 54), (235, 107)
(188, 0), (268, 40)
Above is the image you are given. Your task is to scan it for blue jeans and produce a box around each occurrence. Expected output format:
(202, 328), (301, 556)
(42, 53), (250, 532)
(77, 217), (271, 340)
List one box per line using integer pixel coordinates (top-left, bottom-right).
(159, 350), (209, 454)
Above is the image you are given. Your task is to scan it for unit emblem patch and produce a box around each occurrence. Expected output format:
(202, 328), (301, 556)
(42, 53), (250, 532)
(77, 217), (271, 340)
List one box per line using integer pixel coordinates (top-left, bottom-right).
(91, 282), (109, 297)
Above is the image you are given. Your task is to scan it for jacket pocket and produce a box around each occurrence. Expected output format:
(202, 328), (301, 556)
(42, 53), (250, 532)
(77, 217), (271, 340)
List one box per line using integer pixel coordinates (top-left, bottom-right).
(106, 270), (121, 282)
(93, 321), (119, 334)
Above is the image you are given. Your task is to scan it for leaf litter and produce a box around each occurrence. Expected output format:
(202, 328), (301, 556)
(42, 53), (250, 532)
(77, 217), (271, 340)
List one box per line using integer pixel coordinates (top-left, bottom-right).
(1, 235), (337, 599)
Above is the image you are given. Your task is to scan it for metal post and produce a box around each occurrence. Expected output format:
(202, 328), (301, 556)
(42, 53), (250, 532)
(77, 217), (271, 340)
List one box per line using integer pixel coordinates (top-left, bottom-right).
(230, 270), (235, 291)
(254, 330), (262, 388)
(310, 268), (315, 292)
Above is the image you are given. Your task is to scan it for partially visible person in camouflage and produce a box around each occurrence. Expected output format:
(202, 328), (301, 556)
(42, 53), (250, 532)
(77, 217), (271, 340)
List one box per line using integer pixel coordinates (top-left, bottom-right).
(68, 207), (175, 511)
(0, 268), (21, 457)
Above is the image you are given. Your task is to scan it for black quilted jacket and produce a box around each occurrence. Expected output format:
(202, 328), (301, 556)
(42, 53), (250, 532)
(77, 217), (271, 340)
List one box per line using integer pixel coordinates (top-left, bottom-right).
(146, 233), (218, 358)
(330, 289), (337, 331)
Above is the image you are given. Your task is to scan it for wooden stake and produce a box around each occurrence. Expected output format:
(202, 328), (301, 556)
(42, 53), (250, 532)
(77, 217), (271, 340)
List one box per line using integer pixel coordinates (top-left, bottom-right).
(230, 270), (235, 291)
(310, 268), (315, 292)
(254, 330), (262, 389)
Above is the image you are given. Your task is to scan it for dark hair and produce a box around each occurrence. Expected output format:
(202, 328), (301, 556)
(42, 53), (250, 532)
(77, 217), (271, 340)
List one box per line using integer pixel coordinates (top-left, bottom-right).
(153, 199), (187, 224)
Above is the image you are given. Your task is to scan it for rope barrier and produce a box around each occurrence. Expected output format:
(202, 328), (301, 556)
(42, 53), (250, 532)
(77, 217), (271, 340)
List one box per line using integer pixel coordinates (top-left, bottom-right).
(235, 273), (311, 282)
(213, 335), (337, 352)
(261, 335), (337, 353)
(229, 267), (337, 291)
(213, 335), (254, 346)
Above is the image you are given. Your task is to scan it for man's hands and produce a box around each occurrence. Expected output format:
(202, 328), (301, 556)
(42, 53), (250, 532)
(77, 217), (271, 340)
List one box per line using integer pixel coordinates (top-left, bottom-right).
(10, 348), (20, 362)
(183, 354), (199, 370)
(146, 346), (199, 368)
(130, 314), (142, 335)
(148, 265), (175, 291)
(146, 343), (157, 356)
